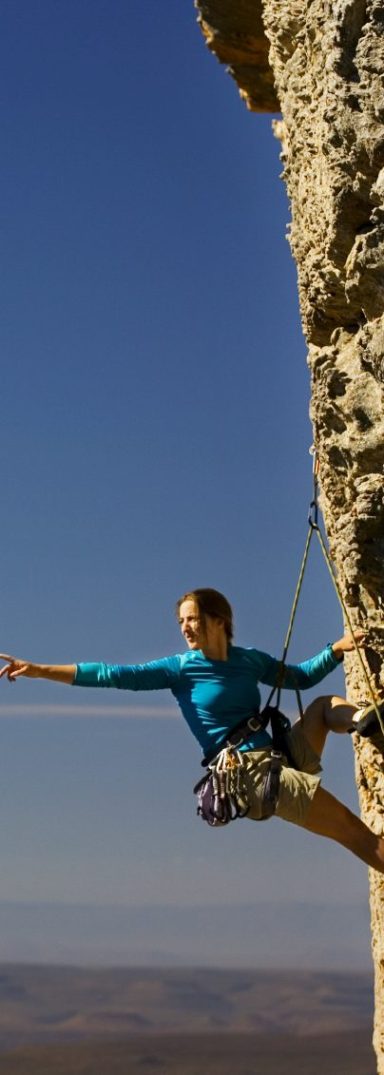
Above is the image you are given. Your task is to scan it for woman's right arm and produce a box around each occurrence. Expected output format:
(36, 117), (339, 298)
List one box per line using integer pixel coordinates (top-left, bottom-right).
(0, 656), (76, 684)
(0, 653), (182, 690)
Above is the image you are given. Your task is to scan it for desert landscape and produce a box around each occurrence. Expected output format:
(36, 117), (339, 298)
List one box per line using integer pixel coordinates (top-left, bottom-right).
(0, 965), (375, 1073)
(0, 1029), (375, 1075)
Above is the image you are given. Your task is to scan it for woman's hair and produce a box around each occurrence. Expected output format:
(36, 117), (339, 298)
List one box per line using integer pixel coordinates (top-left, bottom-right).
(176, 588), (234, 642)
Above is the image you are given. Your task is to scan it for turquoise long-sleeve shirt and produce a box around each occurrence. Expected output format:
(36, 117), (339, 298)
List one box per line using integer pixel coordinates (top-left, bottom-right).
(73, 643), (340, 757)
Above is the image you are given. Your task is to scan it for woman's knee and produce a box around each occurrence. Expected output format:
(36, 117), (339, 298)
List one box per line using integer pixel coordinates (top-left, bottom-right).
(299, 696), (331, 757)
(301, 695), (355, 746)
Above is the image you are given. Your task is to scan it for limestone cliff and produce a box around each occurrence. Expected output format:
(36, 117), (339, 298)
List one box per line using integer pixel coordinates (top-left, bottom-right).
(196, 1), (384, 1070)
(196, 0), (278, 111)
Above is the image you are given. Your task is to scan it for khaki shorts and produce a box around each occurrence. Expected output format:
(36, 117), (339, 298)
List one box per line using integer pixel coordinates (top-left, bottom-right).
(242, 721), (322, 826)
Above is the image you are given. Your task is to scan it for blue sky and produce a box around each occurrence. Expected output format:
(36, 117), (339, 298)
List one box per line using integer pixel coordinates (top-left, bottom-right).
(0, 0), (371, 968)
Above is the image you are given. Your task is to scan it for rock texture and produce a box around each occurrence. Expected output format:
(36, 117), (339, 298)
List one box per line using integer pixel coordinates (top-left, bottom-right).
(196, 1), (278, 111)
(195, 1), (384, 1070)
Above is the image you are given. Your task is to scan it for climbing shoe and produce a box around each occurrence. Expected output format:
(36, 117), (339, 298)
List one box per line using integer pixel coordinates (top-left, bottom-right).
(351, 699), (384, 739)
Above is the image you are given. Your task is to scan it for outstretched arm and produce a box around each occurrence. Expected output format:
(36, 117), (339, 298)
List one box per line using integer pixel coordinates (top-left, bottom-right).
(0, 655), (76, 684)
(0, 653), (182, 691)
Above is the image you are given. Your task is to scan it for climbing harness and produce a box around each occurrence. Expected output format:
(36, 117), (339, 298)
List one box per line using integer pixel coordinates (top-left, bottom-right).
(194, 448), (384, 828)
(194, 704), (293, 826)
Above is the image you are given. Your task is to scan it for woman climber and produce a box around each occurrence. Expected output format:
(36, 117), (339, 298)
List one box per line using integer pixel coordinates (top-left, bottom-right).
(1, 587), (384, 871)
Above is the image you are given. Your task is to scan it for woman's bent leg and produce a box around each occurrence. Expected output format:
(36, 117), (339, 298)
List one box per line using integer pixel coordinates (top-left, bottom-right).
(302, 785), (384, 873)
(298, 695), (357, 759)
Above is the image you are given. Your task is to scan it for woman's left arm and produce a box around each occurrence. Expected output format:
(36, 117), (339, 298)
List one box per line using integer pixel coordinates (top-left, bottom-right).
(283, 629), (366, 690)
(331, 630), (365, 660)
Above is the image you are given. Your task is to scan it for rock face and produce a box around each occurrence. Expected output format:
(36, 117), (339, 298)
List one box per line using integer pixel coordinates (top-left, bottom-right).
(196, 0), (384, 1069)
(196, 0), (278, 111)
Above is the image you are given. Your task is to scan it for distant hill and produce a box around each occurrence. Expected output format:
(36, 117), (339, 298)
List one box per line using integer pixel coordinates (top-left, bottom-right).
(0, 965), (373, 1054)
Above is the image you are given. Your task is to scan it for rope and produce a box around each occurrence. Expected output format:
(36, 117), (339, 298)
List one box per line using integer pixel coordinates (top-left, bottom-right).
(281, 526), (314, 663)
(273, 457), (318, 712)
(274, 527), (313, 713)
(273, 449), (384, 736)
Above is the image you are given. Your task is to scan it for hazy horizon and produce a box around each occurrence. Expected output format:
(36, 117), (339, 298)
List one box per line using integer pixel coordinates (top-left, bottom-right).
(0, 896), (372, 970)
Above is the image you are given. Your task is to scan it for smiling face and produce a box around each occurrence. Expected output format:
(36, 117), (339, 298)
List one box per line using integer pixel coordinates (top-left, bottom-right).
(178, 598), (226, 656)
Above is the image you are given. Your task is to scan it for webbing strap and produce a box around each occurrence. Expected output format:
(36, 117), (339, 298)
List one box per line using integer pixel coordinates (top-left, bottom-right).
(201, 711), (268, 768)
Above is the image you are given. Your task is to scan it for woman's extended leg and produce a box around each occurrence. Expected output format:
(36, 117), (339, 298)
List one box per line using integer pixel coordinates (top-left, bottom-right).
(302, 785), (384, 873)
(296, 694), (357, 759)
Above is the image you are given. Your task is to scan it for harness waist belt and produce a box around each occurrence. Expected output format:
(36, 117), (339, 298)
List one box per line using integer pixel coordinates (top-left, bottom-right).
(202, 712), (267, 768)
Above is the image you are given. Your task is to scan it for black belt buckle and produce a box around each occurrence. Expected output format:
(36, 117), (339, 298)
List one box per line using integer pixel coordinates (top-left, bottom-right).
(246, 715), (262, 734)
(228, 714), (261, 746)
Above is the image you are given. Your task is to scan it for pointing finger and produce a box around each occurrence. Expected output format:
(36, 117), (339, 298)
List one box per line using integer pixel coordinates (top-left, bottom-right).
(8, 666), (29, 680)
(0, 665), (13, 679)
